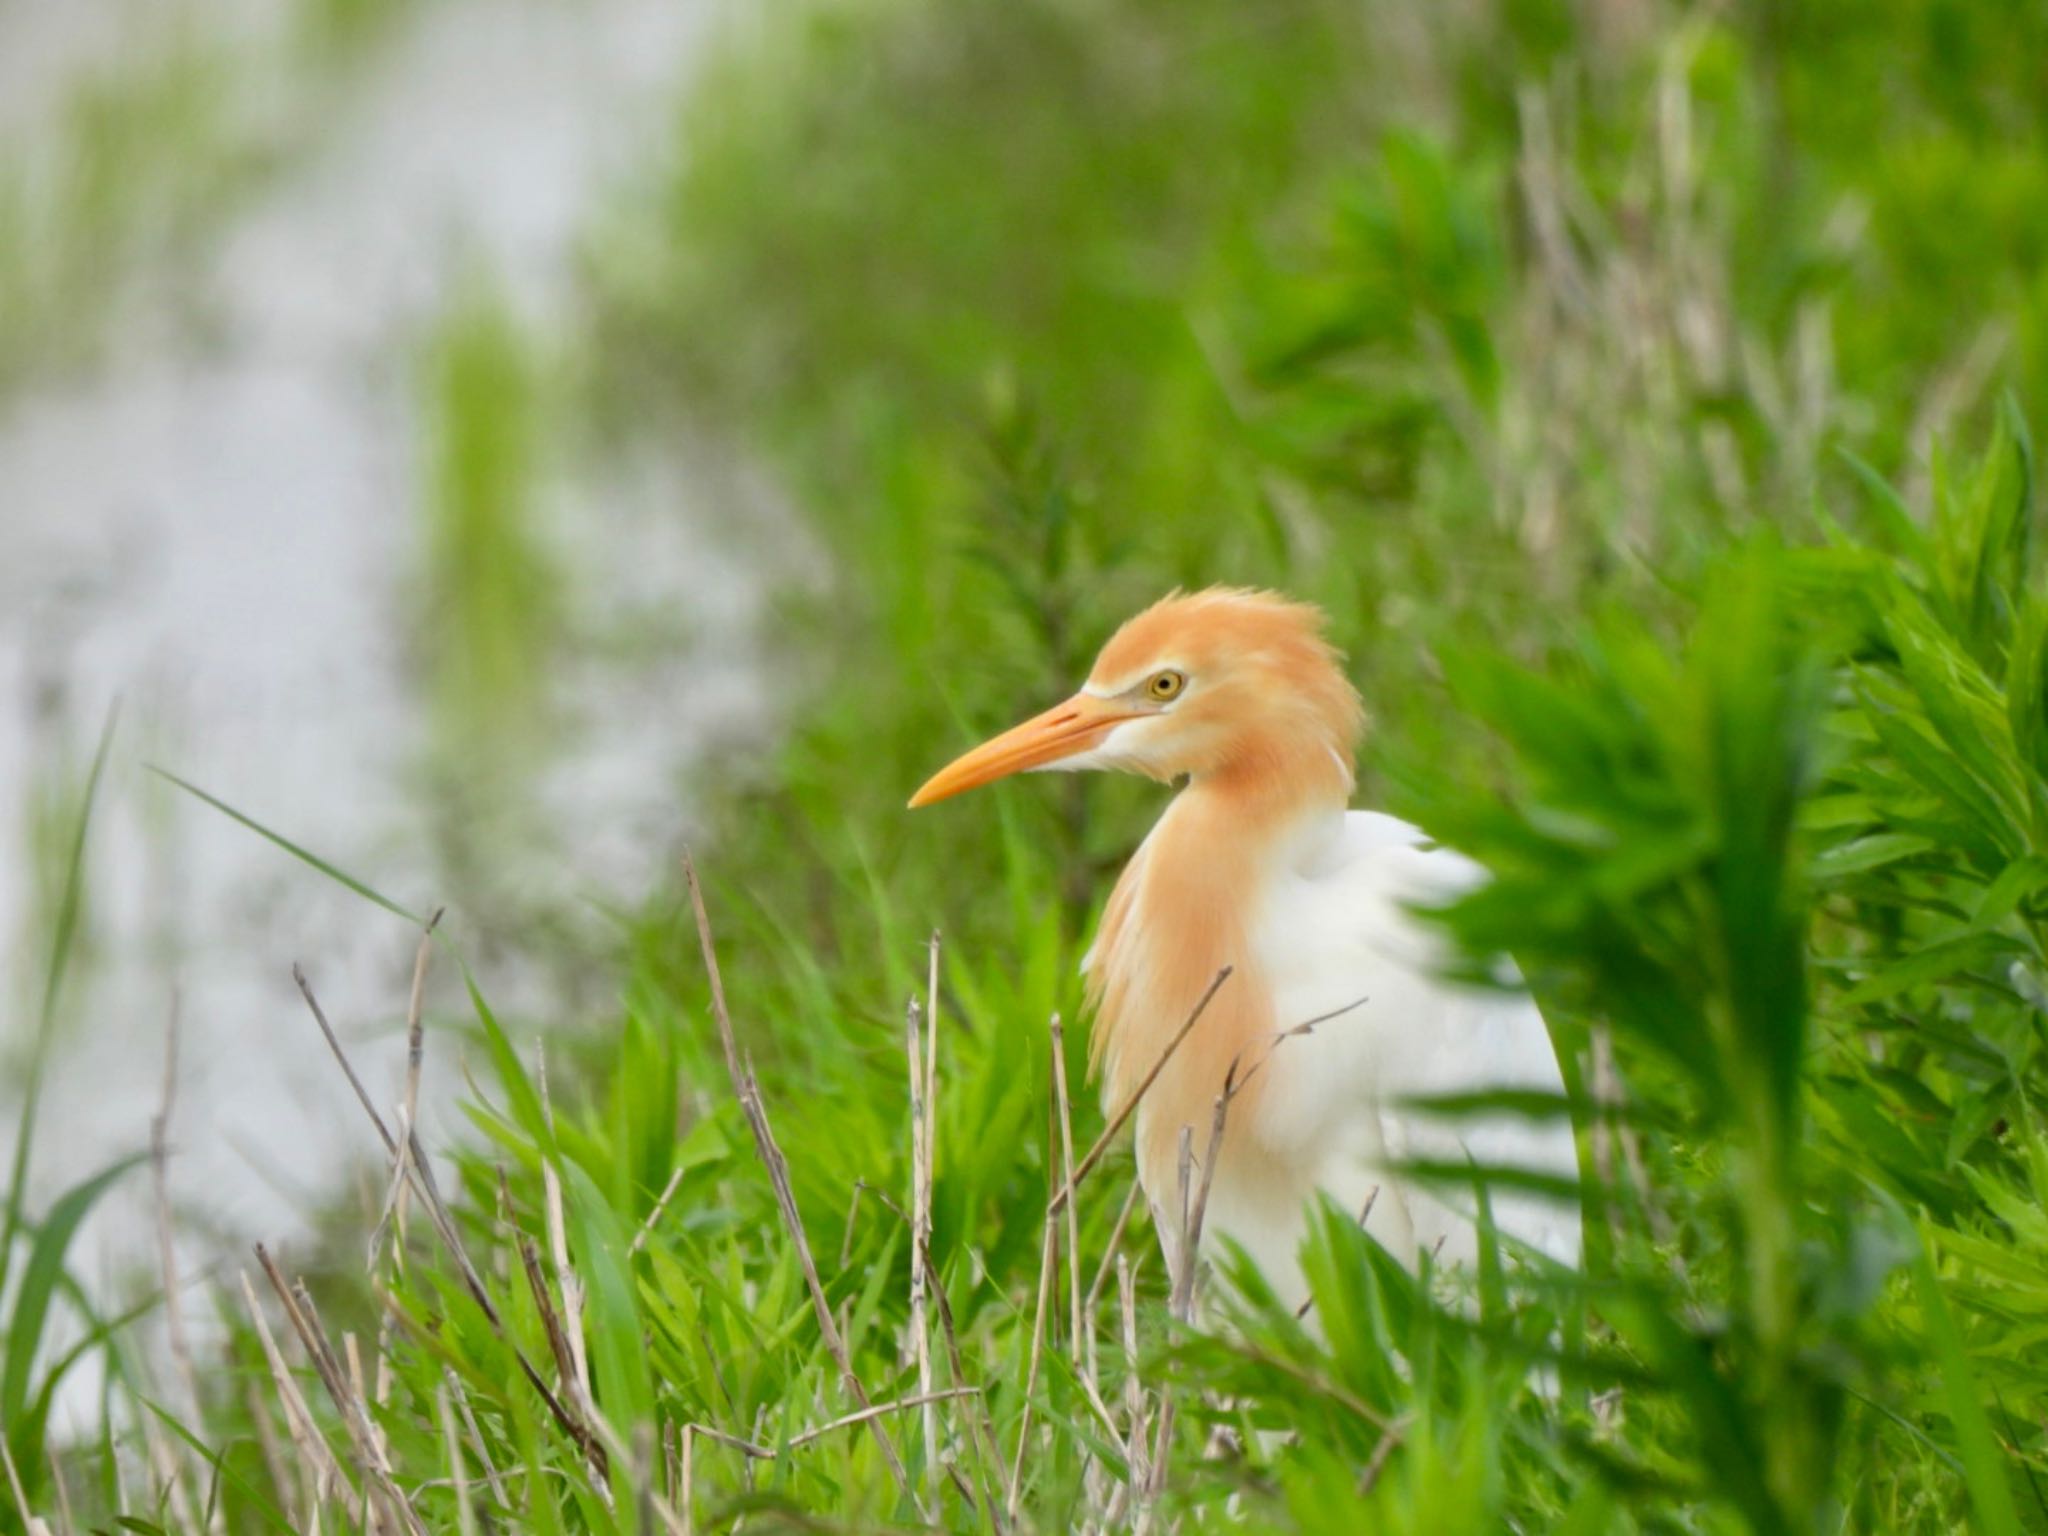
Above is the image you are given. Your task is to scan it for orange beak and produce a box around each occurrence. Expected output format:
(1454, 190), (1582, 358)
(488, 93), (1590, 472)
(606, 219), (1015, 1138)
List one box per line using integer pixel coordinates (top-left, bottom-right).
(909, 694), (1138, 808)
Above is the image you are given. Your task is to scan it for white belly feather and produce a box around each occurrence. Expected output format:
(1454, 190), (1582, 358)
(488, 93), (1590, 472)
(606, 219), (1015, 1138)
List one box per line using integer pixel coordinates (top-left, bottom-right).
(1203, 811), (1582, 1303)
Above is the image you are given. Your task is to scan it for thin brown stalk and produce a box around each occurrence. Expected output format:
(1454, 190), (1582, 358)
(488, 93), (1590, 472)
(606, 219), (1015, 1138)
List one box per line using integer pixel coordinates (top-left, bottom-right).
(1357, 1417), (1409, 1495)
(1227, 996), (1362, 1098)
(1049, 966), (1232, 1216)
(387, 913), (442, 1262)
(684, 852), (910, 1496)
(517, 1237), (579, 1396)
(1085, 1178), (1142, 1321)
(446, 1370), (507, 1511)
(1296, 1187), (1379, 1321)
(1171, 1057), (1246, 1323)
(295, 964), (399, 1152)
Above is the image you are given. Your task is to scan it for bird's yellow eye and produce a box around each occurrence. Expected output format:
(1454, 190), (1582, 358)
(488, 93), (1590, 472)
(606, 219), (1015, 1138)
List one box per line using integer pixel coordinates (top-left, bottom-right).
(1146, 670), (1186, 702)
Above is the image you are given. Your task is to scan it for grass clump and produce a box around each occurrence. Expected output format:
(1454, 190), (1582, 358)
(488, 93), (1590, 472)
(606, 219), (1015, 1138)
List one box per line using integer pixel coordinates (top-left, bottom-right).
(12, 0), (2048, 1531)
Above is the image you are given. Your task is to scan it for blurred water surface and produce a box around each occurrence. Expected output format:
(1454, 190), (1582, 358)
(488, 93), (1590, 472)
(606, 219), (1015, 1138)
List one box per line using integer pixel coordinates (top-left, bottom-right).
(0, 0), (783, 1283)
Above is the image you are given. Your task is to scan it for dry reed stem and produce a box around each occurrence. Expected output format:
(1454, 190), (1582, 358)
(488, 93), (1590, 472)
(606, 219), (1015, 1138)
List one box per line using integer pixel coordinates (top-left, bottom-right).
(1151, 1055), (1258, 1508)
(844, 1180), (1010, 1528)
(1170, 1056), (1247, 1323)
(42, 1448), (73, 1536)
(516, 1236), (580, 1402)
(788, 1387), (981, 1452)
(142, 1411), (199, 1536)
(1005, 1220), (1059, 1523)
(1085, 1178), (1142, 1322)
(541, 1159), (593, 1414)
(838, 1179), (869, 1269)
(631, 1164), (687, 1256)
(238, 1267), (354, 1527)
(445, 1369), (507, 1511)
(904, 997), (936, 1518)
(1048, 1016), (1086, 1376)
(681, 1424), (694, 1536)
(1010, 1054), (1068, 1522)
(1147, 1125), (1197, 1503)
(632, 1426), (655, 1536)
(0, 1435), (50, 1536)
(683, 852), (911, 1496)
(1357, 1416), (1409, 1495)
(389, 913), (442, 1262)
(257, 1248), (422, 1536)
(535, 1048), (593, 1415)
(1049, 967), (1232, 1217)
(683, 1388), (981, 1462)
(343, 1333), (380, 1470)
(922, 931), (945, 1499)
(295, 962), (609, 1480)
(241, 1373), (301, 1524)
(1172, 1128), (1194, 1303)
(1117, 1255), (1150, 1512)
(435, 1379), (477, 1536)
(923, 932), (941, 1184)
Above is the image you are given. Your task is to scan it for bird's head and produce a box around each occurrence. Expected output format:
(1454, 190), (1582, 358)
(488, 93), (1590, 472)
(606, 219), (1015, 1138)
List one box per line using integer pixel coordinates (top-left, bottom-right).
(909, 587), (1364, 808)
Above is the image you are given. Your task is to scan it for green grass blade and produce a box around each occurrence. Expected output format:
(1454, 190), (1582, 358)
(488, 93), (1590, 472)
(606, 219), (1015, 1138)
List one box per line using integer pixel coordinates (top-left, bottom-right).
(1912, 1231), (2022, 1536)
(146, 765), (423, 924)
(140, 1397), (297, 1534)
(2, 1151), (147, 1432)
(2, 705), (117, 1307)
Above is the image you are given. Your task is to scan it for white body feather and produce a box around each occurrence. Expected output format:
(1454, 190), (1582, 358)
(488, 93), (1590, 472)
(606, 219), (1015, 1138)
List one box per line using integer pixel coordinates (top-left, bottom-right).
(1166, 809), (1581, 1305)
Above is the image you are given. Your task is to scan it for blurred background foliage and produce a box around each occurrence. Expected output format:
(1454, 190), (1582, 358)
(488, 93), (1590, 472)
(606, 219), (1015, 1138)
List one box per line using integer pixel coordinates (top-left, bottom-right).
(591, 0), (2048, 905)
(10, 0), (2048, 1530)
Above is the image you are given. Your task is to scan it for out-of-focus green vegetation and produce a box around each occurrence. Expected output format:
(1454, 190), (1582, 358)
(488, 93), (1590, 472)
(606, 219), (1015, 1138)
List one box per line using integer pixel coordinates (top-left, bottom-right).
(417, 284), (561, 831)
(13, 0), (2048, 1531)
(0, 0), (417, 397)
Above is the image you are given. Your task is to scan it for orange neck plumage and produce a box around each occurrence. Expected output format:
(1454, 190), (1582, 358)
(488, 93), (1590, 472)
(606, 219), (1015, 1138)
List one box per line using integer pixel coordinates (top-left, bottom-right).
(1084, 730), (1354, 1195)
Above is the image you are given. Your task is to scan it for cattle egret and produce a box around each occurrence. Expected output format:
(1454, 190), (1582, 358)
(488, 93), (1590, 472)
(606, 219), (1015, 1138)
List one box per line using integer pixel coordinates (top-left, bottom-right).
(910, 587), (1580, 1305)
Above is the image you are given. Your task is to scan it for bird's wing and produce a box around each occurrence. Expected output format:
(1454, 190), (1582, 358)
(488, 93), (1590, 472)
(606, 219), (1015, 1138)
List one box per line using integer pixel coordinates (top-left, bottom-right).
(1255, 812), (1582, 1269)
